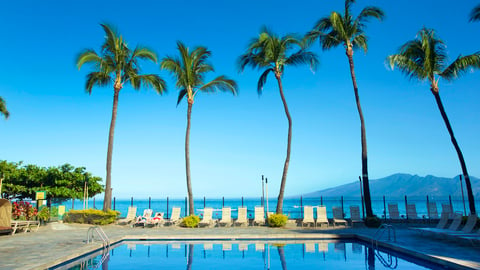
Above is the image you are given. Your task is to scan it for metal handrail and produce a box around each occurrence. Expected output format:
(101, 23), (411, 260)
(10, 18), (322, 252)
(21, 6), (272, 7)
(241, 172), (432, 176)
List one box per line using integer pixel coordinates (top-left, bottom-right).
(372, 224), (396, 249)
(87, 226), (110, 249)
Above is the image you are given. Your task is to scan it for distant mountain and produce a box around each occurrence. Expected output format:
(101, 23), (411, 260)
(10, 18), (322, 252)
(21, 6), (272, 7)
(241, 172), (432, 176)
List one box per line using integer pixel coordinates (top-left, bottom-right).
(302, 173), (480, 198)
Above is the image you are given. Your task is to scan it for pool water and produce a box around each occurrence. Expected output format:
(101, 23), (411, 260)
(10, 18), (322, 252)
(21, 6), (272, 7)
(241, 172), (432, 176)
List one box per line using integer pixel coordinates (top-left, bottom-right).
(54, 240), (444, 269)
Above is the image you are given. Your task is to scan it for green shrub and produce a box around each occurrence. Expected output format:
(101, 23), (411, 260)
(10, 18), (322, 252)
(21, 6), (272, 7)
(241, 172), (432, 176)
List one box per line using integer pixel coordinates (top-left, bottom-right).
(267, 214), (288, 227)
(365, 216), (382, 228)
(63, 209), (120, 225)
(37, 207), (50, 222)
(181, 215), (200, 228)
(50, 206), (58, 217)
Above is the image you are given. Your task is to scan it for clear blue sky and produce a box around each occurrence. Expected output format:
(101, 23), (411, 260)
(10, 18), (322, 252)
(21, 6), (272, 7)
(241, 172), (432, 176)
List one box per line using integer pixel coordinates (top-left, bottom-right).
(1, 0), (479, 199)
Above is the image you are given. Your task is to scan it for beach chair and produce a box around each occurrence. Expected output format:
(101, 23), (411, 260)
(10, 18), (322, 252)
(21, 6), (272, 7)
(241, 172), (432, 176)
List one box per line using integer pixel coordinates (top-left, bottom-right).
(427, 202), (439, 219)
(117, 206), (137, 225)
(302, 206), (315, 228)
(316, 206), (329, 228)
(134, 209), (153, 227)
(413, 212), (464, 236)
(146, 212), (164, 227)
(349, 205), (363, 226)
(458, 214), (478, 234)
(304, 242), (315, 253)
(234, 207), (248, 227)
(165, 207), (181, 226)
(332, 207), (347, 227)
(435, 212), (449, 229)
(238, 242), (249, 251)
(441, 204), (453, 219)
(10, 220), (39, 235)
(253, 207), (265, 226)
(406, 204), (419, 220)
(199, 208), (215, 227)
(218, 207), (232, 227)
(388, 203), (400, 219)
(317, 241), (328, 252)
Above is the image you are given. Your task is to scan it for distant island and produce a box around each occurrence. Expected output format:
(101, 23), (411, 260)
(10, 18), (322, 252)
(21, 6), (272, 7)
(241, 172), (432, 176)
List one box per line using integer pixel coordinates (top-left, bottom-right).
(301, 173), (480, 199)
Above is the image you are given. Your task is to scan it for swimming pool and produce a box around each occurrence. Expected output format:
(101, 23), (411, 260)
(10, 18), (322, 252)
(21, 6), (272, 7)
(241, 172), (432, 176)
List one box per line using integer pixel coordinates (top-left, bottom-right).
(51, 240), (445, 269)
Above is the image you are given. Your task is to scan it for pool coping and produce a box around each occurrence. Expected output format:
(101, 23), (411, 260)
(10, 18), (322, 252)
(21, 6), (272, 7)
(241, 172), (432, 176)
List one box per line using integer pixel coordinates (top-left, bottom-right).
(42, 232), (479, 270)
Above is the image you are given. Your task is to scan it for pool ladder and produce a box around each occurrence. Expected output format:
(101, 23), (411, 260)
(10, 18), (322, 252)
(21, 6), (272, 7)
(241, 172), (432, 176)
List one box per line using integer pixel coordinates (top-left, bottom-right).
(87, 226), (111, 269)
(372, 224), (396, 249)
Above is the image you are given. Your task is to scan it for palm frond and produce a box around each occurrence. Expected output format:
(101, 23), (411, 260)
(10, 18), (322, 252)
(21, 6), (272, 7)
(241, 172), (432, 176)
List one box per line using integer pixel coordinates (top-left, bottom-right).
(130, 74), (167, 94)
(176, 88), (188, 106)
(76, 50), (104, 69)
(352, 33), (368, 52)
(469, 4), (480, 22)
(356, 6), (385, 26)
(257, 68), (274, 94)
(387, 54), (428, 81)
(85, 72), (112, 94)
(285, 50), (319, 71)
(131, 46), (158, 63)
(441, 53), (480, 80)
(199, 75), (238, 95)
(0, 96), (9, 119)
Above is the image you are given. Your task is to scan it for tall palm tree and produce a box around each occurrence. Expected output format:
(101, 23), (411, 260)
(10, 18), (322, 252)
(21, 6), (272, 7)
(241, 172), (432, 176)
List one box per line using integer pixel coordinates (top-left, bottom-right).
(238, 27), (318, 214)
(306, 0), (384, 218)
(76, 23), (166, 211)
(0, 97), (9, 119)
(387, 28), (480, 215)
(161, 41), (238, 216)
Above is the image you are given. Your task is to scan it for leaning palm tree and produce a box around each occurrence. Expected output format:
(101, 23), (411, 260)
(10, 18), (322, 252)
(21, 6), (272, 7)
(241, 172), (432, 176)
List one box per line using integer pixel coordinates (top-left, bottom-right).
(387, 27), (480, 215)
(77, 23), (166, 211)
(161, 41), (238, 216)
(238, 27), (318, 214)
(0, 97), (9, 119)
(305, 0), (384, 218)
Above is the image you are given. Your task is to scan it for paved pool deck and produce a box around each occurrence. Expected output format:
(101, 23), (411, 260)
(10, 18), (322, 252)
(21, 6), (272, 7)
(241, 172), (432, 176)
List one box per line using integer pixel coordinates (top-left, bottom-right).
(0, 222), (479, 269)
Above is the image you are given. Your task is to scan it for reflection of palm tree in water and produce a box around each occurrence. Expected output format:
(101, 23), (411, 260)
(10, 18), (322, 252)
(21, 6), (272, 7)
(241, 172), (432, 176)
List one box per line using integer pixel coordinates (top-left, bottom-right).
(186, 244), (194, 270)
(366, 247), (375, 270)
(277, 246), (287, 270)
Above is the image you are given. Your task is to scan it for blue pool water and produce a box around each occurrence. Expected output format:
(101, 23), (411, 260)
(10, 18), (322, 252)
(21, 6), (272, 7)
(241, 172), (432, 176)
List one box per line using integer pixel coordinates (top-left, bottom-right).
(52, 240), (445, 269)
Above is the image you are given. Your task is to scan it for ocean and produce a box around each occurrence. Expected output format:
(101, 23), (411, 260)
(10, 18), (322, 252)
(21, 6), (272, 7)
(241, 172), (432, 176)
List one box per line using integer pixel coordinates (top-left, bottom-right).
(56, 195), (479, 220)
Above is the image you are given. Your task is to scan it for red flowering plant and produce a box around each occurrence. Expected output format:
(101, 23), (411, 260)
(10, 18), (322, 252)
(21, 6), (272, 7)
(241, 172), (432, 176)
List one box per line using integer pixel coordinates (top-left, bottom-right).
(12, 201), (38, 220)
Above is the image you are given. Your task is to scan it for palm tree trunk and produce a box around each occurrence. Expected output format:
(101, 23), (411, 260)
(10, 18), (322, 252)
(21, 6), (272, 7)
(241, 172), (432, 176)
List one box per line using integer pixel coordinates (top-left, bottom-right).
(432, 91), (476, 215)
(346, 49), (374, 218)
(103, 88), (120, 211)
(275, 74), (292, 214)
(185, 101), (194, 216)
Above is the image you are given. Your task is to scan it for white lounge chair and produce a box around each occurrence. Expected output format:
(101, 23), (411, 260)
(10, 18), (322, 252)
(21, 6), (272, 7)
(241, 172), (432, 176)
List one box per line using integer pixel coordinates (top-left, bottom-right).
(134, 209), (153, 227)
(427, 202), (439, 219)
(349, 205), (363, 226)
(316, 206), (329, 228)
(253, 207), (265, 226)
(146, 212), (164, 227)
(406, 204), (419, 220)
(332, 207), (347, 227)
(435, 212), (449, 229)
(218, 207), (232, 227)
(199, 208), (215, 227)
(388, 203), (400, 219)
(413, 212), (464, 236)
(441, 204), (453, 219)
(302, 206), (315, 228)
(234, 207), (248, 227)
(165, 207), (181, 226)
(117, 206), (137, 225)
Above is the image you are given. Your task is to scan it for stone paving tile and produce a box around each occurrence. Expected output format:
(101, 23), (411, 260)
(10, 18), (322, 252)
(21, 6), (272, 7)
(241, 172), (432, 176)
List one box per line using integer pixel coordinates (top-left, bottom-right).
(0, 223), (479, 269)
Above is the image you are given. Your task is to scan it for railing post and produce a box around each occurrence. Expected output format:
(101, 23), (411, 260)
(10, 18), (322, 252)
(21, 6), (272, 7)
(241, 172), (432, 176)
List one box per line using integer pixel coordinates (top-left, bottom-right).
(426, 195), (430, 221)
(320, 196), (323, 206)
(204, 196), (206, 208)
(341, 196), (344, 218)
(149, 196), (151, 209)
(300, 196), (303, 219)
(113, 197), (116, 211)
(405, 195), (408, 221)
(72, 198), (74, 210)
(383, 195), (386, 221)
(166, 197), (169, 219)
(449, 195), (453, 214)
(185, 197), (188, 216)
(131, 197), (133, 207)
(93, 197), (95, 209)
(222, 197), (225, 207)
(242, 196), (244, 207)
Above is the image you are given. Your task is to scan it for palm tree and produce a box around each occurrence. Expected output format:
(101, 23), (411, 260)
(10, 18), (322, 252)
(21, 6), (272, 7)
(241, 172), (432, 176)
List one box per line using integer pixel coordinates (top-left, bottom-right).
(76, 23), (166, 211)
(306, 0), (384, 218)
(0, 97), (9, 119)
(161, 41), (238, 216)
(238, 27), (318, 214)
(387, 27), (480, 215)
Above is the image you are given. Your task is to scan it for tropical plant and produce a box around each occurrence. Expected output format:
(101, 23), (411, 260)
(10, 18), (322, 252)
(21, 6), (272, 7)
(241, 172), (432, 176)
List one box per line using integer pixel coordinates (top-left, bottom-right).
(161, 41), (238, 215)
(305, 0), (384, 218)
(181, 215), (200, 228)
(0, 97), (9, 119)
(76, 24), (166, 211)
(267, 213), (288, 227)
(387, 27), (480, 215)
(238, 28), (318, 214)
